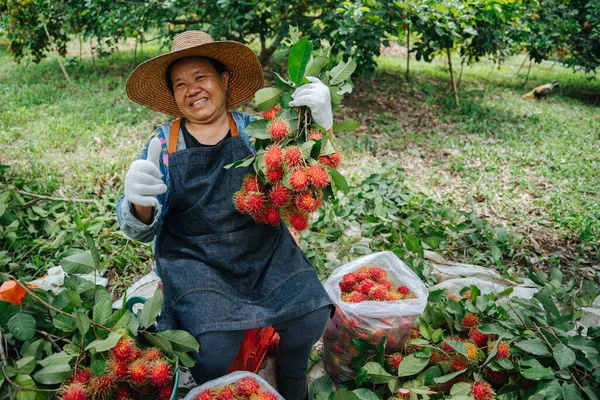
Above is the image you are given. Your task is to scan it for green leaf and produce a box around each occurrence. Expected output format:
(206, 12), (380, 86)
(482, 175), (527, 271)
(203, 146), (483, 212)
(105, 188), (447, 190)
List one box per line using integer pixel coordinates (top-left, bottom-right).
(38, 351), (75, 368)
(8, 313), (36, 341)
(309, 375), (333, 400)
(424, 366), (442, 386)
(561, 383), (584, 400)
(397, 353), (430, 377)
(32, 364), (72, 385)
(434, 368), (468, 383)
(53, 314), (76, 332)
(273, 71), (294, 91)
(520, 359), (555, 380)
(362, 362), (393, 384)
(93, 300), (112, 326)
(326, 167), (349, 194)
(288, 37), (312, 86)
(143, 332), (173, 353)
(172, 350), (196, 368)
(0, 300), (20, 324)
(352, 389), (379, 400)
(61, 250), (95, 275)
(84, 234), (100, 270)
(244, 119), (270, 140)
(553, 343), (576, 369)
(516, 339), (551, 356)
(534, 292), (560, 317)
(327, 59), (357, 86)
(14, 374), (36, 400)
(445, 339), (469, 358)
(478, 323), (514, 338)
(332, 388), (360, 400)
(138, 289), (163, 329)
(157, 330), (200, 352)
(332, 119), (360, 132)
(65, 289), (82, 307)
(431, 329), (444, 343)
(85, 331), (123, 353)
(16, 356), (36, 375)
(528, 270), (547, 286)
(450, 382), (472, 396)
(224, 155), (255, 169)
(419, 320), (432, 340)
(76, 311), (90, 337)
(254, 87), (283, 111)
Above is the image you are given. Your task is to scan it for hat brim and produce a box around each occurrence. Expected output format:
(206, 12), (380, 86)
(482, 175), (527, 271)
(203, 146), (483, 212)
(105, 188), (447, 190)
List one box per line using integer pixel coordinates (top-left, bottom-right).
(126, 41), (264, 117)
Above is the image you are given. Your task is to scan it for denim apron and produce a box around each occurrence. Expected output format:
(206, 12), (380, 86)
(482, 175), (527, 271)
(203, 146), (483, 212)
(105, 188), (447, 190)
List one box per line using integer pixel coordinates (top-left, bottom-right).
(155, 113), (332, 337)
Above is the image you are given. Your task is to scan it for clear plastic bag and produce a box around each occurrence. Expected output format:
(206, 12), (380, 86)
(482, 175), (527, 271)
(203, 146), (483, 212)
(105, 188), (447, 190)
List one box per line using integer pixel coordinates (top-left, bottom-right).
(322, 251), (429, 382)
(183, 371), (283, 400)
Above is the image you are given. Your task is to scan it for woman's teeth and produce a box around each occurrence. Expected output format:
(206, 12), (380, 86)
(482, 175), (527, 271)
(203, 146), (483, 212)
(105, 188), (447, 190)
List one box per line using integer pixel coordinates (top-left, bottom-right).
(191, 98), (207, 107)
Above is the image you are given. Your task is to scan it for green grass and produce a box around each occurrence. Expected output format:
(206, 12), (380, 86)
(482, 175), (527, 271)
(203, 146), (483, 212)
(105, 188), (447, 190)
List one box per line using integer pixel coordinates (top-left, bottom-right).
(1, 40), (599, 288)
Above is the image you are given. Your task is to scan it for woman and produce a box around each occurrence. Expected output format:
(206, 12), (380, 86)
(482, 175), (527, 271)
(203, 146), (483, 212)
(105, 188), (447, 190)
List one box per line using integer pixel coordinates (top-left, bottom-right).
(117, 31), (334, 399)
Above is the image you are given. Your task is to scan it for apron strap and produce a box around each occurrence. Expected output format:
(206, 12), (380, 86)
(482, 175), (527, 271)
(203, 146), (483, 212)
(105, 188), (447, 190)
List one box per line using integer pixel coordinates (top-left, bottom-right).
(168, 118), (182, 154)
(169, 113), (238, 154)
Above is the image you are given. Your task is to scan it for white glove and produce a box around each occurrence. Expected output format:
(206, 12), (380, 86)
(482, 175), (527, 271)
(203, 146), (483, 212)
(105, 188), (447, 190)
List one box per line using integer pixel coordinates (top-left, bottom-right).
(124, 138), (167, 208)
(289, 76), (333, 131)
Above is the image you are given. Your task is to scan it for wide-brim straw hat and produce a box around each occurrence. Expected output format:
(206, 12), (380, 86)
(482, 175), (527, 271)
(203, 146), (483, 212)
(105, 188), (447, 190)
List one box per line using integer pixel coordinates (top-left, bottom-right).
(126, 31), (264, 116)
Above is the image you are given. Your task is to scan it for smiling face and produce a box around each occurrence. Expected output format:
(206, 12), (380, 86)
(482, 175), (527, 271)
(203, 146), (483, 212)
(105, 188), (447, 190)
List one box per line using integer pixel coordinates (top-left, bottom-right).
(169, 57), (230, 125)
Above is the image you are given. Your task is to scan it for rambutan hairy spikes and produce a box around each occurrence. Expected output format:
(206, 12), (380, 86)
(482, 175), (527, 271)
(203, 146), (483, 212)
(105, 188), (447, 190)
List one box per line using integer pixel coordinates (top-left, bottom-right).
(149, 360), (172, 387)
(268, 119), (290, 141)
(235, 376), (261, 396)
(283, 147), (304, 168)
(264, 206), (281, 226)
(263, 105), (282, 120)
(264, 145), (283, 169)
(265, 167), (284, 184)
(269, 185), (291, 207)
(110, 336), (137, 363)
(307, 165), (330, 188)
(60, 382), (88, 400)
(287, 211), (309, 231)
(288, 168), (309, 191)
(471, 381), (495, 400)
(242, 174), (264, 193)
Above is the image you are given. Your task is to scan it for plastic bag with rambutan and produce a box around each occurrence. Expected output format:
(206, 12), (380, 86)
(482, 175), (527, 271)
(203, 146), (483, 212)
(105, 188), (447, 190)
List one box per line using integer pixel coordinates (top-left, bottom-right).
(183, 371), (283, 400)
(322, 251), (428, 382)
(225, 34), (355, 232)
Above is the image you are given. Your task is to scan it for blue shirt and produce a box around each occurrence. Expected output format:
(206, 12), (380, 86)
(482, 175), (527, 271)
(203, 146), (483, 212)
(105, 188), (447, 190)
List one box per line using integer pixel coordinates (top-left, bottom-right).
(116, 111), (256, 244)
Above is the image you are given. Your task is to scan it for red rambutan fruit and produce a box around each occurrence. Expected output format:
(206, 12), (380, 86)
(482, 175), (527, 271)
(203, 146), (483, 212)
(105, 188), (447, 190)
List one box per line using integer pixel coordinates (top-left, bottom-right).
(449, 357), (469, 372)
(307, 165), (330, 188)
(287, 211), (309, 231)
(268, 119), (290, 141)
(254, 392), (279, 400)
(441, 336), (461, 353)
(469, 326), (493, 348)
(288, 168), (309, 191)
(368, 267), (387, 282)
(263, 106), (282, 120)
(294, 191), (319, 213)
(448, 295), (461, 302)
(410, 326), (421, 339)
(464, 341), (481, 362)
(72, 368), (93, 384)
(216, 386), (236, 400)
(283, 147), (304, 168)
(355, 279), (376, 295)
(343, 291), (367, 303)
(380, 279), (394, 291)
(245, 192), (266, 215)
(242, 174), (264, 193)
(157, 385), (174, 400)
(355, 270), (370, 282)
(141, 347), (163, 362)
(110, 336), (137, 363)
(494, 340), (511, 359)
(308, 130), (323, 141)
(471, 381), (495, 400)
(397, 285), (410, 296)
(264, 206), (281, 226)
(264, 145), (283, 169)
(235, 376), (261, 396)
(269, 185), (291, 206)
(484, 368), (509, 387)
(149, 360), (172, 387)
(128, 360), (149, 386)
(387, 352), (403, 371)
(233, 190), (249, 213)
(339, 272), (358, 293)
(113, 385), (134, 400)
(462, 290), (472, 299)
(87, 374), (115, 400)
(107, 359), (128, 380)
(196, 389), (217, 400)
(461, 313), (480, 328)
(368, 284), (389, 301)
(60, 382), (88, 400)
(397, 388), (411, 399)
(265, 167), (284, 184)
(429, 349), (448, 364)
(319, 151), (341, 168)
(386, 291), (401, 301)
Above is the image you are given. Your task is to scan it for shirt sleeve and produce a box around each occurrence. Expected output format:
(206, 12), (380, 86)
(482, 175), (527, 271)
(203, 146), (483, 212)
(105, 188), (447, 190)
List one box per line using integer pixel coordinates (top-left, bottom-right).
(116, 129), (169, 243)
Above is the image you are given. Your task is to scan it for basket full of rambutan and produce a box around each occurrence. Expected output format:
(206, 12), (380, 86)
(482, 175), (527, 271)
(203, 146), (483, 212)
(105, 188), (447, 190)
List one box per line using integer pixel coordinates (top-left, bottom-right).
(184, 371), (283, 400)
(321, 251), (429, 382)
(226, 33), (356, 232)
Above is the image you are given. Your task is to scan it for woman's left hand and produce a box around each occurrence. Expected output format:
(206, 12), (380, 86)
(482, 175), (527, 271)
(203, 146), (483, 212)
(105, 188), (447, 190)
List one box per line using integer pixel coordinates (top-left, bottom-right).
(289, 76), (333, 131)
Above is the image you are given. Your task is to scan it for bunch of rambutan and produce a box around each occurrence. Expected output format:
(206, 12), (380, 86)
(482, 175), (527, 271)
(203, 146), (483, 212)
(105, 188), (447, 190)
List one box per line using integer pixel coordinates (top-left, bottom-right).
(194, 376), (279, 400)
(58, 336), (175, 400)
(231, 105), (343, 231)
(338, 265), (416, 303)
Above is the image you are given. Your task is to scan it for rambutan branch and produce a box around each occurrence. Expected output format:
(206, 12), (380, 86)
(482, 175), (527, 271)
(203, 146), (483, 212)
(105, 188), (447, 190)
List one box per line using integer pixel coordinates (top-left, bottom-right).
(36, 330), (63, 352)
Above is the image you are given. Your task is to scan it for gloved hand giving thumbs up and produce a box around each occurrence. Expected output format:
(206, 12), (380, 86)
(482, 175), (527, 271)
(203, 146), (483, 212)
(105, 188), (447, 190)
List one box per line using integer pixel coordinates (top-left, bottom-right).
(124, 138), (167, 208)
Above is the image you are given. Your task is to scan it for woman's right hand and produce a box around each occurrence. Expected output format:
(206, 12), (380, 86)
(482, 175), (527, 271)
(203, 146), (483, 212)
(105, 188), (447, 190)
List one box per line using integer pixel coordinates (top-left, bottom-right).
(124, 138), (167, 212)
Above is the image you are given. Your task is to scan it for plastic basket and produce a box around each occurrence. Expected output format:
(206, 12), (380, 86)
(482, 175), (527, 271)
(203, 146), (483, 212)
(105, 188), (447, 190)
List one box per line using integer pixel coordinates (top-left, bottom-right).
(227, 326), (279, 374)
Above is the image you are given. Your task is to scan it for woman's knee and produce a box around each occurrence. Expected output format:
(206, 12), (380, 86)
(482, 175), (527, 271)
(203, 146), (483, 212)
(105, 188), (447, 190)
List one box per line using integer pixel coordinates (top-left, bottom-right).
(189, 330), (244, 384)
(276, 305), (332, 346)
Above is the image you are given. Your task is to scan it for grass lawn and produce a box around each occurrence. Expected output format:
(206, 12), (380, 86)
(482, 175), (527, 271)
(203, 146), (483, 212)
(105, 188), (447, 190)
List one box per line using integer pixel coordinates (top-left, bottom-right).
(1, 39), (598, 294)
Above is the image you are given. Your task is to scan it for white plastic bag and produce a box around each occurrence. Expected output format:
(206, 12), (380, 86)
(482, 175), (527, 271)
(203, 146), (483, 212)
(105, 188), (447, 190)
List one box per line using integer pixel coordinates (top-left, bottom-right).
(322, 251), (428, 382)
(183, 371), (283, 400)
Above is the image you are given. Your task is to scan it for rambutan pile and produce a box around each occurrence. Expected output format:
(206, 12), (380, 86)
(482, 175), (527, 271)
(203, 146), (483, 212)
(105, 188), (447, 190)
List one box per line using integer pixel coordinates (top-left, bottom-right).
(194, 376), (279, 400)
(338, 265), (416, 302)
(57, 337), (175, 400)
(230, 103), (344, 231)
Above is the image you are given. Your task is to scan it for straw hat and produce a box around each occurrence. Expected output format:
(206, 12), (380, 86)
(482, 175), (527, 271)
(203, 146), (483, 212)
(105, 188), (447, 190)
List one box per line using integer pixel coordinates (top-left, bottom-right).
(126, 31), (264, 116)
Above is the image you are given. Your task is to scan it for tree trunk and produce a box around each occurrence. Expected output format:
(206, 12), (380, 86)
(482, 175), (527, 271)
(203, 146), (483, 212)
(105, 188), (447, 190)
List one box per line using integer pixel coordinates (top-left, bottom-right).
(258, 33), (284, 66)
(90, 38), (95, 70)
(79, 37), (82, 61)
(517, 56), (527, 75)
(457, 59), (465, 88)
(447, 48), (459, 106)
(522, 59), (533, 88)
(405, 24), (410, 81)
(41, 18), (71, 84)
